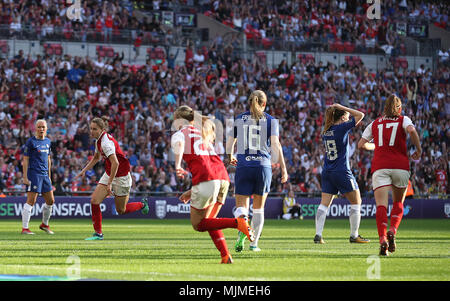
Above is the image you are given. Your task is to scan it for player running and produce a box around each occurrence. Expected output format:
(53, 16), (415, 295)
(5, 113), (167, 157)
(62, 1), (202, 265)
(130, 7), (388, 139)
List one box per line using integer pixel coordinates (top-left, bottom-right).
(21, 119), (55, 235)
(358, 95), (422, 256)
(314, 104), (370, 244)
(74, 116), (149, 240)
(226, 90), (288, 252)
(172, 105), (254, 264)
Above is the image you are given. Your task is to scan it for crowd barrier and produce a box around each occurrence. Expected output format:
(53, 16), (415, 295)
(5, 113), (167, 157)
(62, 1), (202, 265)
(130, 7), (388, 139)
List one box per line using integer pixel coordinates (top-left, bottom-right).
(0, 197), (449, 219)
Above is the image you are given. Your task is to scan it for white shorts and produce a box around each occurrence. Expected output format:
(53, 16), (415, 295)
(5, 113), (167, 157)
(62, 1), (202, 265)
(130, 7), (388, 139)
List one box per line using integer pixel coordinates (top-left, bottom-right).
(99, 172), (132, 196)
(372, 169), (410, 191)
(191, 180), (229, 210)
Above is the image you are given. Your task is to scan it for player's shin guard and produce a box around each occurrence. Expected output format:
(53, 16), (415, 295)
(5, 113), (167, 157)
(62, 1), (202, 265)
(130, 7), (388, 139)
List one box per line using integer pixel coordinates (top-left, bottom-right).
(315, 204), (328, 236)
(389, 202), (404, 235)
(349, 204), (361, 238)
(376, 205), (388, 243)
(22, 203), (33, 229)
(196, 218), (237, 232)
(233, 207), (248, 218)
(91, 203), (102, 234)
(124, 202), (144, 214)
(208, 230), (229, 257)
(250, 209), (264, 247)
(42, 203), (53, 226)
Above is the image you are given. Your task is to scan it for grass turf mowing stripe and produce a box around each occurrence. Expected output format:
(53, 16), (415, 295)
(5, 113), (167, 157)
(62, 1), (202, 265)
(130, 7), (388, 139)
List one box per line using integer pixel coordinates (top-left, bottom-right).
(0, 219), (448, 281)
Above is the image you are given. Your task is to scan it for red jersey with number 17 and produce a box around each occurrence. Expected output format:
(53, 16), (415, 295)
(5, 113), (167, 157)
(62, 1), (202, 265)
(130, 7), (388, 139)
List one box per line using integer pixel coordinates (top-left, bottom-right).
(362, 115), (414, 173)
(96, 132), (130, 177)
(171, 125), (229, 185)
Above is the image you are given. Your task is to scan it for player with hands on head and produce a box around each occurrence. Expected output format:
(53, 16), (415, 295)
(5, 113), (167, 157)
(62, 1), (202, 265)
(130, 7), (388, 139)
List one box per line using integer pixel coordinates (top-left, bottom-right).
(314, 103), (370, 244)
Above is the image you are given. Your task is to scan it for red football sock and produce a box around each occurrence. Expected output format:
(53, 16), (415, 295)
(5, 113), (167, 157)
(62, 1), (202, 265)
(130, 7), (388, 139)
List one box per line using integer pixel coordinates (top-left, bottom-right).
(389, 202), (404, 235)
(376, 205), (388, 243)
(124, 202), (144, 214)
(208, 230), (229, 257)
(91, 203), (102, 234)
(196, 218), (237, 232)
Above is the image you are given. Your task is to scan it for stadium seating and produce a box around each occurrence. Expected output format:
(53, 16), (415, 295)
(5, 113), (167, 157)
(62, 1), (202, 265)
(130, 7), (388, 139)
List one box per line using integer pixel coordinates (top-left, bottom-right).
(345, 56), (362, 67)
(147, 47), (166, 60)
(96, 46), (115, 58)
(43, 43), (63, 56)
(297, 54), (315, 65)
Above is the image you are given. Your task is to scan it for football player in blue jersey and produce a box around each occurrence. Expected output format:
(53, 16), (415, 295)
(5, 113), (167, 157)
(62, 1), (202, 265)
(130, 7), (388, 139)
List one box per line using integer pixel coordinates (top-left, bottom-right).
(21, 119), (55, 235)
(227, 90), (288, 252)
(314, 103), (369, 244)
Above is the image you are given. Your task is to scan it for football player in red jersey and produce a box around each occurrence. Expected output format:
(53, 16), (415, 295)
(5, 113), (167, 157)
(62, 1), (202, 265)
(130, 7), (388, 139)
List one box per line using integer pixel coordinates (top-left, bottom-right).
(75, 116), (149, 240)
(172, 106), (254, 264)
(358, 95), (422, 255)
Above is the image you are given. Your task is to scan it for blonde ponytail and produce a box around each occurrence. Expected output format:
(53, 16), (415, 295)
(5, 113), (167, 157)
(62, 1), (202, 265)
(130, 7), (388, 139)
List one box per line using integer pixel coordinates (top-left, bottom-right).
(248, 90), (267, 120)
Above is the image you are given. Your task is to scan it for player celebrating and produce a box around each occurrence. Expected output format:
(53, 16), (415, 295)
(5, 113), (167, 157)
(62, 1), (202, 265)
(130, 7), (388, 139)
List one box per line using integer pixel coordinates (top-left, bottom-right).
(226, 90), (288, 252)
(358, 95), (422, 256)
(314, 104), (370, 244)
(21, 119), (55, 235)
(75, 116), (149, 240)
(172, 106), (254, 264)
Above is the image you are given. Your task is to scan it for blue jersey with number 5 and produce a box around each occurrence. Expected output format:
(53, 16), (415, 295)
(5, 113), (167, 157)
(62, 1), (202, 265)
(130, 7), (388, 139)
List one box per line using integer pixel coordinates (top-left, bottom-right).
(322, 117), (355, 172)
(233, 111), (279, 167)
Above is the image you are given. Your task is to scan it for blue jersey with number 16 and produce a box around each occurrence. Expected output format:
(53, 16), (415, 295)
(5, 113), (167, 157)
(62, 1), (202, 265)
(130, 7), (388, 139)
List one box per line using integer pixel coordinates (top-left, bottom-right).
(233, 111), (279, 167)
(322, 117), (355, 172)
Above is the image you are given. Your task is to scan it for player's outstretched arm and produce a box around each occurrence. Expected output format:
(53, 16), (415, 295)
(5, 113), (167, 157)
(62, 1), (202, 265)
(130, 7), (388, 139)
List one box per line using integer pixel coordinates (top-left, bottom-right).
(75, 151), (101, 179)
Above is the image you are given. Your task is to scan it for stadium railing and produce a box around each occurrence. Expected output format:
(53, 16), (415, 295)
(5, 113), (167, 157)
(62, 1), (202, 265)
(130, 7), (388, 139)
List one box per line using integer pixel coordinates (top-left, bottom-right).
(0, 25), (194, 48)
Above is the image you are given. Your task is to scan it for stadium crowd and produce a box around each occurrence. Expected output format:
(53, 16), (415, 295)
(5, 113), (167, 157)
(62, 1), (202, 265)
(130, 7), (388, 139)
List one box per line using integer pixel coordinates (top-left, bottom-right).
(204, 0), (449, 54)
(0, 0), (166, 43)
(0, 0), (448, 199)
(0, 39), (448, 198)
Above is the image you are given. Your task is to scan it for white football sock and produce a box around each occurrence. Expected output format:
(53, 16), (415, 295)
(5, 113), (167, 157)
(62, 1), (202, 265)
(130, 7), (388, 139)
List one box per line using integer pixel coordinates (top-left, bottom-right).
(349, 204), (361, 238)
(42, 203), (53, 226)
(315, 204), (329, 236)
(234, 206), (248, 218)
(250, 209), (264, 247)
(22, 203), (33, 229)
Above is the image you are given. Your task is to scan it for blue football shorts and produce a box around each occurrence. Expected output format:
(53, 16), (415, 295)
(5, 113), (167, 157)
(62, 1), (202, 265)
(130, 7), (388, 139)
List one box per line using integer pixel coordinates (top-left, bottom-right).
(234, 166), (272, 196)
(27, 173), (52, 194)
(321, 170), (359, 195)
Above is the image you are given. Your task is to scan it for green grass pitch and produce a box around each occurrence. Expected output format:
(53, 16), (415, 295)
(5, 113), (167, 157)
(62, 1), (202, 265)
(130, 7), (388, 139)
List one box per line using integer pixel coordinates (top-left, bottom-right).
(0, 218), (448, 281)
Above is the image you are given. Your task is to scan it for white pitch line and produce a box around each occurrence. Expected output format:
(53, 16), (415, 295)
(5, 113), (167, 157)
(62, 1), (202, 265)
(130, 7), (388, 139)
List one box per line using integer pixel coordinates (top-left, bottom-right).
(0, 264), (268, 281)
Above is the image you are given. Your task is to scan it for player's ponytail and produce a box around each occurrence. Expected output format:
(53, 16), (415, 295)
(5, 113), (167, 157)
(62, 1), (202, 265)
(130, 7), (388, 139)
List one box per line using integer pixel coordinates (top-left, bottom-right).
(174, 105), (195, 122)
(322, 106), (346, 134)
(248, 90), (267, 120)
(384, 94), (402, 118)
(202, 118), (216, 145)
(174, 105), (207, 132)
